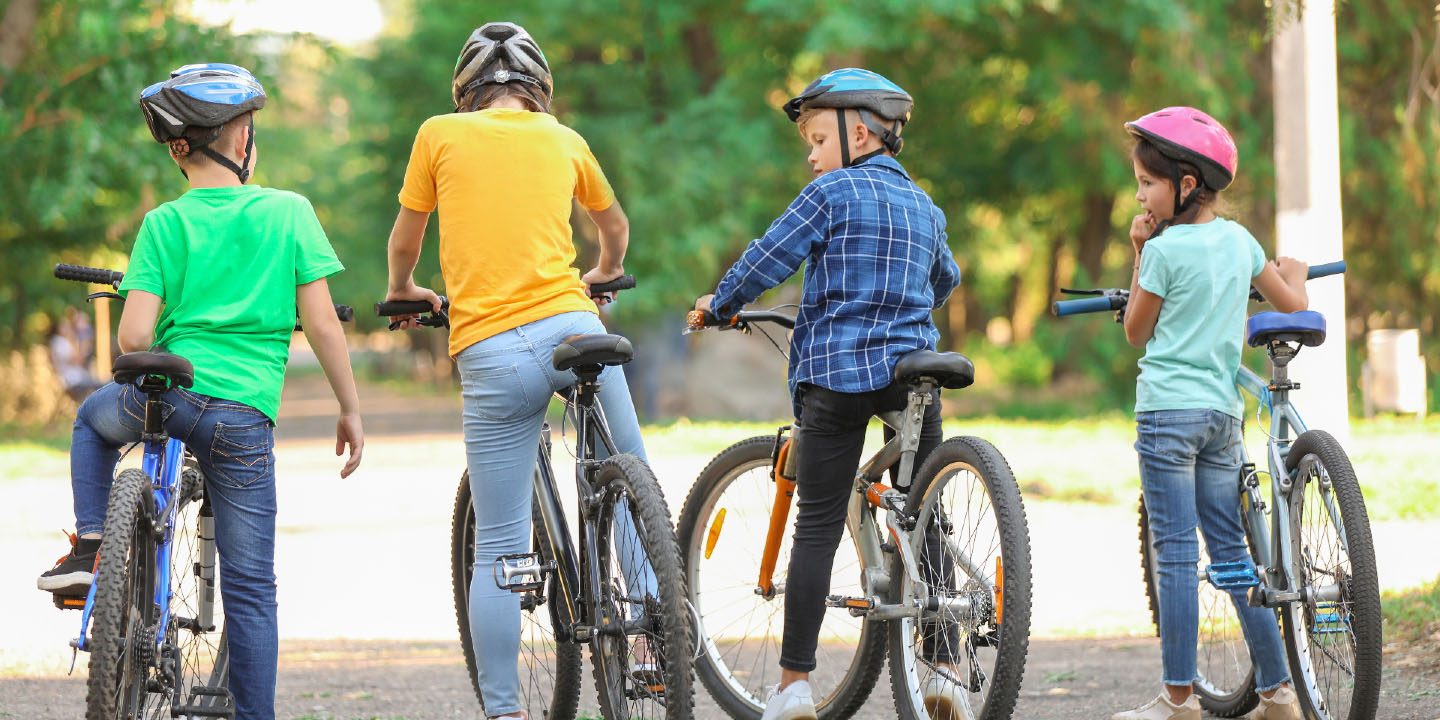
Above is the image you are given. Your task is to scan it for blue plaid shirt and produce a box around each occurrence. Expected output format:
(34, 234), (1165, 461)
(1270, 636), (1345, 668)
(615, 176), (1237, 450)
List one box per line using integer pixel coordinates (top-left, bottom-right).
(711, 156), (961, 408)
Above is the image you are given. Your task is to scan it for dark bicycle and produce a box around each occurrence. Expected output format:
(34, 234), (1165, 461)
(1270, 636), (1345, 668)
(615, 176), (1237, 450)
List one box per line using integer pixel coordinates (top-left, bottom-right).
(376, 276), (694, 720)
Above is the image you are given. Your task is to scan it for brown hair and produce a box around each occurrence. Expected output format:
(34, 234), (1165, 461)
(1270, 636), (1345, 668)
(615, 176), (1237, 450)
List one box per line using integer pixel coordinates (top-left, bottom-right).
(457, 59), (549, 113)
(1131, 138), (1222, 226)
(170, 111), (253, 167)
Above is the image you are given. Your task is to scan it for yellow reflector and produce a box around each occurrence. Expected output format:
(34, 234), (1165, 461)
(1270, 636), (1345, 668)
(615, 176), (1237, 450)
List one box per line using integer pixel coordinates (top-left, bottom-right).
(704, 508), (727, 559)
(995, 556), (1005, 625)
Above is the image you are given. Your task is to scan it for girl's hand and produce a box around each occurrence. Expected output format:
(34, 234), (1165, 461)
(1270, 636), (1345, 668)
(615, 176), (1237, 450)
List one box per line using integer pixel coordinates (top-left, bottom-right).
(1274, 256), (1308, 287)
(1129, 212), (1156, 253)
(385, 283), (442, 330)
(581, 265), (624, 306)
(335, 412), (364, 478)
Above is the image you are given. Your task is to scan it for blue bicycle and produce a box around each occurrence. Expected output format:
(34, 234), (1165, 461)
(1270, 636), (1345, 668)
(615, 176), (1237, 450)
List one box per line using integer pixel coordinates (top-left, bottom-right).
(54, 263), (352, 719)
(1055, 261), (1382, 720)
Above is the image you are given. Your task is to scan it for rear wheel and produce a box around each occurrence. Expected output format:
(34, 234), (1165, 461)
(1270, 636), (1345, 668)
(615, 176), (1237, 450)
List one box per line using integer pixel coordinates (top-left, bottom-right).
(452, 470), (582, 719)
(1280, 430), (1382, 720)
(888, 437), (1030, 720)
(165, 467), (230, 714)
(1139, 494), (1258, 716)
(590, 454), (694, 720)
(85, 468), (162, 720)
(676, 435), (886, 720)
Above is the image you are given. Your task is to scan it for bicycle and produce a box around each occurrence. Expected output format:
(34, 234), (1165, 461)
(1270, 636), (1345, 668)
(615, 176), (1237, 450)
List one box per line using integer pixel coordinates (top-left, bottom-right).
(375, 275), (694, 720)
(51, 262), (354, 719)
(676, 307), (1032, 720)
(1053, 260), (1382, 720)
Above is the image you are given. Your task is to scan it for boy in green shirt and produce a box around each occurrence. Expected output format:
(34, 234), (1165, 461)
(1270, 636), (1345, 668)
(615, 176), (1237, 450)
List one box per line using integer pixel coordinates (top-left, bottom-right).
(36, 63), (363, 720)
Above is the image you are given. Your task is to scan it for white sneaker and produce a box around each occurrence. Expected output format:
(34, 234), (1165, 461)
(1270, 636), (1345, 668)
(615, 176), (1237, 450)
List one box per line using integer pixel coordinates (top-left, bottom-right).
(922, 667), (973, 720)
(1110, 692), (1201, 720)
(760, 680), (817, 720)
(1245, 686), (1302, 720)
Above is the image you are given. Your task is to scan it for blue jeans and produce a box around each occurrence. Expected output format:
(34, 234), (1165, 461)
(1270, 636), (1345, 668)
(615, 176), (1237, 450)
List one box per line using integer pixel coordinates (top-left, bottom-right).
(1136, 409), (1290, 692)
(457, 311), (658, 717)
(73, 381), (279, 720)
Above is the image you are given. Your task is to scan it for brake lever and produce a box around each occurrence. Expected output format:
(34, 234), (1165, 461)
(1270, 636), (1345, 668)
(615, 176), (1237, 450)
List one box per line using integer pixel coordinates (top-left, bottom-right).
(86, 292), (122, 303)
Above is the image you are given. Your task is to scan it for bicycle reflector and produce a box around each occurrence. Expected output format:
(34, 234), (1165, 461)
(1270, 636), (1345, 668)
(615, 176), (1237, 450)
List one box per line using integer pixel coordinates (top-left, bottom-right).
(704, 508), (726, 560)
(995, 556), (1004, 626)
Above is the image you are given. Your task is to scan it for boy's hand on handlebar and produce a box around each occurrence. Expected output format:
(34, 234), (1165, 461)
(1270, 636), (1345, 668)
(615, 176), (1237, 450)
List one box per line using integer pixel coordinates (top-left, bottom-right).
(385, 283), (442, 330)
(336, 412), (364, 479)
(694, 294), (714, 313)
(1130, 212), (1156, 253)
(581, 265), (623, 306)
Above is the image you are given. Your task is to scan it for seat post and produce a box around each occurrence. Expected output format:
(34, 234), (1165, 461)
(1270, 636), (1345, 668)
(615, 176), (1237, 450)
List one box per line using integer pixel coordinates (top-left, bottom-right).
(1266, 342), (1300, 408)
(894, 379), (937, 491)
(136, 375), (170, 444)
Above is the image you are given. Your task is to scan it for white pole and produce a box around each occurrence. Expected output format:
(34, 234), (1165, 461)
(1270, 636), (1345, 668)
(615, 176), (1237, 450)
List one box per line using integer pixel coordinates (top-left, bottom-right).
(1272, 0), (1350, 440)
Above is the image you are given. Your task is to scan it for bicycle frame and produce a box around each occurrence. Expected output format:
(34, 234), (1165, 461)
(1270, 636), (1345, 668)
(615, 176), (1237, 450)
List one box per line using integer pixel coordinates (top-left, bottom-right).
(751, 381), (992, 624)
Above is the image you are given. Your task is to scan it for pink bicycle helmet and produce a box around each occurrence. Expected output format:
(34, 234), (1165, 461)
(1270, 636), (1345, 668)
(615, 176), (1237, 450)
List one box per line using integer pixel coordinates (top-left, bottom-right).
(1125, 106), (1238, 191)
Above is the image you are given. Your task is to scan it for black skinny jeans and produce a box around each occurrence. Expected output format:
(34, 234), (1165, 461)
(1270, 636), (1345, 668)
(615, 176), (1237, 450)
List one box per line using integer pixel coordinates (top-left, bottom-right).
(780, 382), (949, 672)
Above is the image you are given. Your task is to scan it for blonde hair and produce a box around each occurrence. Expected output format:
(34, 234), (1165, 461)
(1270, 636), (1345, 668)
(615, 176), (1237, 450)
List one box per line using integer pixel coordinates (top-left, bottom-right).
(795, 107), (832, 138)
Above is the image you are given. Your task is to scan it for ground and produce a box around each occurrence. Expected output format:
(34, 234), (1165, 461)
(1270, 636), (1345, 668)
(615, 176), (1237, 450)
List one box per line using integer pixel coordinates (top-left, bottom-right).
(2, 376), (1437, 718)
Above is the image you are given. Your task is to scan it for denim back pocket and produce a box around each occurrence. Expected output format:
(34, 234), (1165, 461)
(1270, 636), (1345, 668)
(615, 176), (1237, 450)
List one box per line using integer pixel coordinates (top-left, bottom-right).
(459, 362), (532, 422)
(210, 420), (275, 488)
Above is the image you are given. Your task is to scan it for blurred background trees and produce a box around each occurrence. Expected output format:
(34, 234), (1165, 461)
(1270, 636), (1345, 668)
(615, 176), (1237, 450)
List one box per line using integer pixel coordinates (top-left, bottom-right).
(3, 0), (1436, 418)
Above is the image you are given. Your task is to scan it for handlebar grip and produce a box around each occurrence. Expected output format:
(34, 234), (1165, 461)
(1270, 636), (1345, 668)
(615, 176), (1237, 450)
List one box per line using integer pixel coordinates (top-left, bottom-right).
(55, 263), (124, 286)
(1052, 295), (1125, 317)
(590, 275), (636, 294)
(334, 304), (354, 322)
(1306, 261), (1346, 279)
(374, 298), (448, 317)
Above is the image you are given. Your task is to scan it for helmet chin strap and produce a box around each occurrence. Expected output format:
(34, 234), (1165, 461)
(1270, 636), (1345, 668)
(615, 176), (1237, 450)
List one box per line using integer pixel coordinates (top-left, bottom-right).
(186, 115), (256, 183)
(836, 108), (901, 168)
(1147, 160), (1202, 240)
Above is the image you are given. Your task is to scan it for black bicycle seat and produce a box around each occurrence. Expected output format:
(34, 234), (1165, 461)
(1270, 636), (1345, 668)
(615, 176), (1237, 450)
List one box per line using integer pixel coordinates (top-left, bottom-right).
(552, 334), (634, 372)
(113, 351), (195, 389)
(894, 350), (975, 390)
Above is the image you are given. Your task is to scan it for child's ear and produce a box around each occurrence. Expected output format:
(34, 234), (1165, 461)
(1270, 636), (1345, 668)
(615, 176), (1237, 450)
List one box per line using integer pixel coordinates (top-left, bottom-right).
(232, 125), (251, 158)
(1180, 174), (1199, 196)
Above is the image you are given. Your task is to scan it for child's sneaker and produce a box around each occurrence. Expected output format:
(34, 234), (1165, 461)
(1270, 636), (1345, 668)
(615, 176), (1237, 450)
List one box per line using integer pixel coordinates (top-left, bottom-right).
(922, 666), (969, 720)
(1110, 692), (1201, 720)
(1245, 686), (1301, 720)
(37, 533), (99, 596)
(760, 680), (816, 720)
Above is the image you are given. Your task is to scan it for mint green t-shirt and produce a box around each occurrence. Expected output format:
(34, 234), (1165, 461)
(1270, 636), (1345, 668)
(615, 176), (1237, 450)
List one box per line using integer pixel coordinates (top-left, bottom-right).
(118, 186), (343, 422)
(1135, 217), (1267, 419)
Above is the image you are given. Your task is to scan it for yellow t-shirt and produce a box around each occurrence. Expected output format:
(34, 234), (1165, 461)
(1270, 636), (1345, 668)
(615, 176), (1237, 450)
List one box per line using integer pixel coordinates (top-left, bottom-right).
(398, 108), (616, 357)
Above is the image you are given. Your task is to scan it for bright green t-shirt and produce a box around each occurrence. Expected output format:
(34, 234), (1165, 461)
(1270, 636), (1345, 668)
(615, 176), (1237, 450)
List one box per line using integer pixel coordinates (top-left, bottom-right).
(1135, 217), (1267, 419)
(118, 185), (343, 422)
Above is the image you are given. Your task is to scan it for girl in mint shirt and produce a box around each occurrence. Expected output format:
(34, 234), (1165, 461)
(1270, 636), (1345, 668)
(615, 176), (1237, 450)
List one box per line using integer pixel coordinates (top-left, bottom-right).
(1110, 107), (1310, 720)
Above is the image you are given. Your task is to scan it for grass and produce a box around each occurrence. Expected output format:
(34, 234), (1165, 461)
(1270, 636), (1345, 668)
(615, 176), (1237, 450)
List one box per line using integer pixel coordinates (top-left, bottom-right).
(1382, 574), (1440, 645)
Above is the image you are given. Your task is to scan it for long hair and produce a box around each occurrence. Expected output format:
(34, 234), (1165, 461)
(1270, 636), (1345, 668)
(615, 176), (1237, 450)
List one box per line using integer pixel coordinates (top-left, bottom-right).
(456, 58), (549, 114)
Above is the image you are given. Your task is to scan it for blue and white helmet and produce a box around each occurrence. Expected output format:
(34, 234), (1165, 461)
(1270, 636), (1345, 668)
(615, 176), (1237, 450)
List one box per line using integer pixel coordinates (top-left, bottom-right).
(783, 68), (912, 163)
(139, 63), (266, 181)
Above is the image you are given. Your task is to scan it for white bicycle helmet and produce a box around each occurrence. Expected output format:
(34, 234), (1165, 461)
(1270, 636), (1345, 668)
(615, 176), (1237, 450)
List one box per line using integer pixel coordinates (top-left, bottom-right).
(452, 22), (552, 110)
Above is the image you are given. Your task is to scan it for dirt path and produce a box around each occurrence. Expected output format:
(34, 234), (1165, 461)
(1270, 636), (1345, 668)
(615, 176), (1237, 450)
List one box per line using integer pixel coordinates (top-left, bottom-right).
(4, 377), (1437, 718)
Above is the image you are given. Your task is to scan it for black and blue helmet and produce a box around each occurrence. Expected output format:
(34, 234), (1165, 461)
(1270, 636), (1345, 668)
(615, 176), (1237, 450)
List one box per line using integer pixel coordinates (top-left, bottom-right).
(140, 63), (266, 182)
(783, 68), (913, 166)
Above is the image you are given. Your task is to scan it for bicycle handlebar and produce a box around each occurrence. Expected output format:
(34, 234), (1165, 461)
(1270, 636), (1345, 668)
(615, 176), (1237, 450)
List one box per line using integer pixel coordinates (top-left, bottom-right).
(685, 308), (797, 332)
(589, 274), (636, 295)
(374, 297), (451, 317)
(54, 263), (355, 321)
(1052, 261), (1346, 317)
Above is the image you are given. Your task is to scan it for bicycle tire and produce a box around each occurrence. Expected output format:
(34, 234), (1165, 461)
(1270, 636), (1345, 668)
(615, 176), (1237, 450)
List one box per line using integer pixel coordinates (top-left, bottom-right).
(888, 436), (1030, 720)
(85, 468), (162, 720)
(1280, 430), (1382, 720)
(1138, 494), (1258, 716)
(589, 453), (694, 720)
(166, 467), (231, 714)
(676, 435), (886, 720)
(451, 470), (583, 719)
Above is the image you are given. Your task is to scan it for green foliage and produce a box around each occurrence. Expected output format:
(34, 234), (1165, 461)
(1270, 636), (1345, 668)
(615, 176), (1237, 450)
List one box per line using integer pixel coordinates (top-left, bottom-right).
(1381, 574), (1440, 644)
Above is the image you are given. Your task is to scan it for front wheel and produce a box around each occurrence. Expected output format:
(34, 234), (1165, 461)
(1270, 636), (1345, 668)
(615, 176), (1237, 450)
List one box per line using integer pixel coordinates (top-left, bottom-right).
(452, 470), (583, 719)
(590, 454), (694, 720)
(888, 436), (1031, 720)
(85, 468), (162, 720)
(1280, 430), (1382, 720)
(676, 435), (886, 720)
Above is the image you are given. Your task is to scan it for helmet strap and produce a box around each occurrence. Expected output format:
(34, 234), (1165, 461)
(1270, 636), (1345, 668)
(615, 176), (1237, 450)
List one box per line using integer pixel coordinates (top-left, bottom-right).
(194, 115), (256, 183)
(857, 109), (905, 156)
(836, 108), (853, 168)
(1148, 162), (1204, 240)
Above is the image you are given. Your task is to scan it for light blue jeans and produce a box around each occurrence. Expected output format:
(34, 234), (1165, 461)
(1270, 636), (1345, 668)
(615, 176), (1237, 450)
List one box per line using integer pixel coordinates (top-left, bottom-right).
(1136, 409), (1291, 692)
(457, 311), (658, 717)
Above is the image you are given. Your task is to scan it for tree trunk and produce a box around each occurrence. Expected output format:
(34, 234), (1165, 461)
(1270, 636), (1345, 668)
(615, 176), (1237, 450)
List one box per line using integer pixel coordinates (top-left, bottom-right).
(0, 0), (40, 93)
(1074, 191), (1115, 285)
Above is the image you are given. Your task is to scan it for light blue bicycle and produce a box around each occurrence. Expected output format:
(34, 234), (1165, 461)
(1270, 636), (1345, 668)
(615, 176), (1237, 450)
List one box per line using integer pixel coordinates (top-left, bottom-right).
(1054, 261), (1381, 720)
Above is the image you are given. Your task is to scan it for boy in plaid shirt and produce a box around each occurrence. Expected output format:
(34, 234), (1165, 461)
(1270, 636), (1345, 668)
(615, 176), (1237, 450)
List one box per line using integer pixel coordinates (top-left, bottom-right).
(696, 67), (961, 720)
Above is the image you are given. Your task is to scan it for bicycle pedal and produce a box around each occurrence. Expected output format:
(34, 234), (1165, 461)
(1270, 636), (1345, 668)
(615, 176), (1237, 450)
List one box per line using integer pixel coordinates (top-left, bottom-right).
(52, 594), (87, 611)
(1206, 561), (1260, 590)
(825, 594), (874, 616)
(1311, 605), (1348, 634)
(493, 553), (549, 593)
(172, 684), (235, 718)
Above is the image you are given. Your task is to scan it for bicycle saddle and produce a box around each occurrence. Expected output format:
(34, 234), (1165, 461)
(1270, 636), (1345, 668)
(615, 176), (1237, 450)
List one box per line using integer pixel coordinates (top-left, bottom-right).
(113, 351), (195, 388)
(552, 334), (634, 372)
(1246, 311), (1326, 348)
(894, 350), (975, 389)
